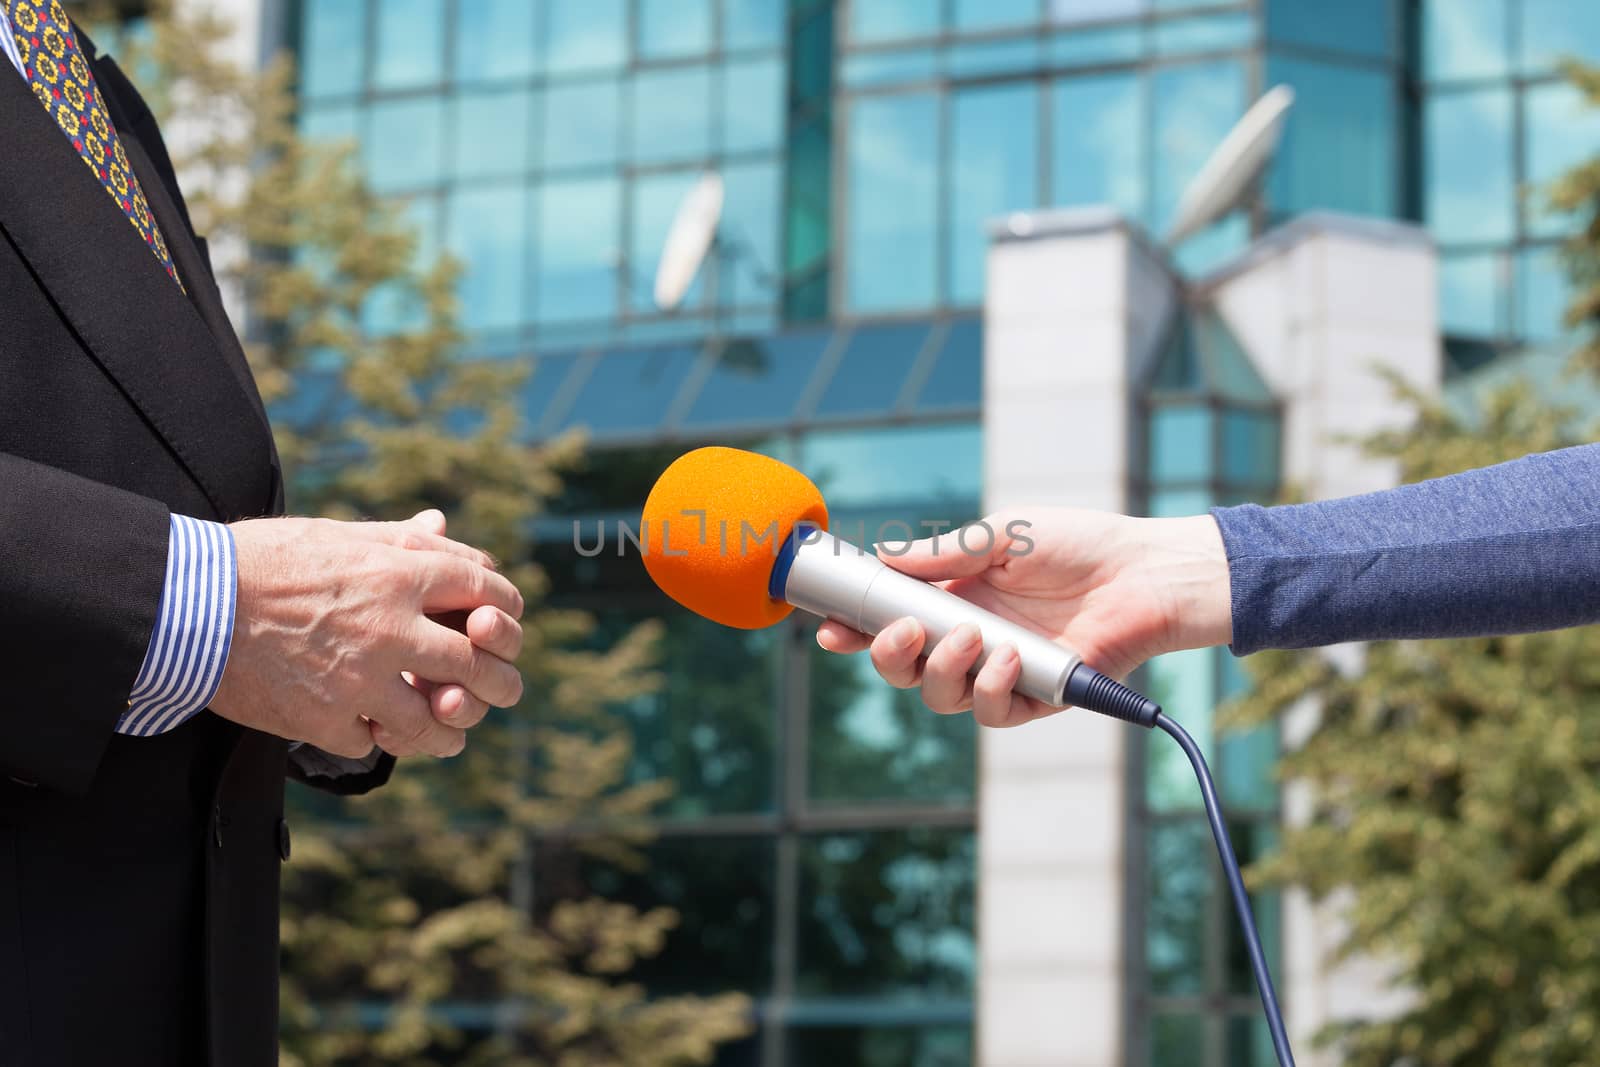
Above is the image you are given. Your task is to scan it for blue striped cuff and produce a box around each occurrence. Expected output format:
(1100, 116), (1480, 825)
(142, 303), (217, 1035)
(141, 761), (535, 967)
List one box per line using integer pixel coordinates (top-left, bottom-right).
(118, 515), (239, 737)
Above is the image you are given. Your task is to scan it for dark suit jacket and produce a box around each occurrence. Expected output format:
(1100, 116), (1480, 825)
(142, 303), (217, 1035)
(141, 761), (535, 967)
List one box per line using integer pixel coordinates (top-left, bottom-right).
(0, 27), (391, 1066)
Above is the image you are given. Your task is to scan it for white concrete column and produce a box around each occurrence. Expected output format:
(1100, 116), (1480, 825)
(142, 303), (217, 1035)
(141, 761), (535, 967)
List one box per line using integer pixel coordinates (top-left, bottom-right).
(978, 208), (1178, 1067)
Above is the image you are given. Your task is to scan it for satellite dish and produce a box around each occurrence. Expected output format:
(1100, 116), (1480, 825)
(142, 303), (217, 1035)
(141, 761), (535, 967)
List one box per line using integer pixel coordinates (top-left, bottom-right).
(653, 172), (724, 312)
(1165, 85), (1295, 246)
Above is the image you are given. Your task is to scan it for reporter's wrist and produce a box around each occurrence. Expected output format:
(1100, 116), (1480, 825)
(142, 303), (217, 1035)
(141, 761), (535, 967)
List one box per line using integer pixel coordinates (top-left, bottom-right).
(1151, 514), (1234, 652)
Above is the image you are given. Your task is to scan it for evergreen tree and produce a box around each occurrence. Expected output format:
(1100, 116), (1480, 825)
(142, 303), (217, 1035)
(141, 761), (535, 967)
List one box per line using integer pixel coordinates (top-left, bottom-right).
(1225, 64), (1600, 1066)
(90, 3), (752, 1063)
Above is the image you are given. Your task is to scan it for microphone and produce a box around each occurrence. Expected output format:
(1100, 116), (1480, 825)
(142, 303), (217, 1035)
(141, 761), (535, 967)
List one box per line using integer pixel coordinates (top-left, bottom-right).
(638, 446), (1159, 726)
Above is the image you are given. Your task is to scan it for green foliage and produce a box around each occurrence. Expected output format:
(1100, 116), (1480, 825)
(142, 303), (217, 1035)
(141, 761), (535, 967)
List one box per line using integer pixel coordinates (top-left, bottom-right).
(98, 3), (751, 1063)
(1223, 64), (1600, 1067)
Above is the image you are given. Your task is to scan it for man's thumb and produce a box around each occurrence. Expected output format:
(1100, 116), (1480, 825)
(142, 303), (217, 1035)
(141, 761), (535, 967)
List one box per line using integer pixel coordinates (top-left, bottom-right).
(409, 508), (447, 536)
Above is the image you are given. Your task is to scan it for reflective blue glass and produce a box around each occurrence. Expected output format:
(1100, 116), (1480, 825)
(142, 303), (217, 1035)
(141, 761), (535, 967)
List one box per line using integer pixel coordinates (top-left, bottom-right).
(1521, 0), (1600, 76)
(840, 48), (939, 89)
(1422, 0), (1510, 81)
(722, 57), (786, 155)
(447, 183), (527, 331)
(787, 1027), (973, 1065)
(299, 1), (364, 99)
(1147, 817), (1212, 993)
(1052, 72), (1146, 220)
(1049, 24), (1143, 65)
(954, 0), (1040, 33)
(299, 104), (359, 145)
(559, 345), (701, 437)
(1517, 247), (1571, 344)
(545, 0), (626, 75)
(719, 159), (783, 309)
(543, 80), (621, 170)
(454, 0), (539, 84)
(1425, 88), (1514, 242)
(1227, 1010), (1281, 1067)
(365, 97), (444, 193)
(1223, 823), (1281, 996)
(849, 0), (942, 43)
(398, 192), (441, 271)
(1266, 0), (1393, 59)
(1524, 83), (1600, 239)
(1221, 726), (1279, 811)
(638, 0), (712, 59)
(1049, 0), (1144, 23)
(1151, 406), (1214, 483)
(1220, 410), (1279, 488)
(1146, 487), (1214, 518)
(1151, 12), (1255, 56)
(1144, 647), (1216, 807)
(723, 0), (786, 52)
(951, 84), (1039, 305)
(1265, 56), (1396, 220)
(452, 88), (533, 179)
(631, 67), (714, 165)
(1151, 1014), (1208, 1067)
(522, 351), (582, 432)
(681, 330), (831, 428)
(799, 424), (983, 507)
(629, 172), (707, 314)
(945, 38), (1042, 79)
(813, 324), (932, 419)
(914, 319), (982, 411)
(1440, 252), (1507, 337)
(1151, 61), (1245, 237)
(535, 177), (621, 325)
(845, 92), (939, 313)
(373, 0), (444, 90)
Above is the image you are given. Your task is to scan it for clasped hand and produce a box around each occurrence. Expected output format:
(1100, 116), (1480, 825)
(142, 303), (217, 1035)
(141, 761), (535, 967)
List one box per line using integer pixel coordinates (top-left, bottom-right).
(210, 509), (525, 759)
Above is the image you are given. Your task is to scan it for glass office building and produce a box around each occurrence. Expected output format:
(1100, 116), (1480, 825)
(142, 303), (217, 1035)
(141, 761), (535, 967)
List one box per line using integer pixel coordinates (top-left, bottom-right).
(280, 1), (1600, 1063)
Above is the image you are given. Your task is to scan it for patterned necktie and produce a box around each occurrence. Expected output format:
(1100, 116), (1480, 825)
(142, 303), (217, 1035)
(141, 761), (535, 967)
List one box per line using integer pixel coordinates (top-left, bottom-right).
(3, 0), (182, 289)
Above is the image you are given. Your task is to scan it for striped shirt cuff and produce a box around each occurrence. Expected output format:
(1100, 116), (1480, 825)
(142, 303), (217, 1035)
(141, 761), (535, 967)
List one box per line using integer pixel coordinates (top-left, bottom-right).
(118, 515), (239, 737)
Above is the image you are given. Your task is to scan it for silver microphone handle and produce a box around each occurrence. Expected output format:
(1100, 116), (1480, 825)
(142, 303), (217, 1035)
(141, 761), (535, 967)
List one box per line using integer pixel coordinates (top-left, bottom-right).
(780, 530), (1081, 707)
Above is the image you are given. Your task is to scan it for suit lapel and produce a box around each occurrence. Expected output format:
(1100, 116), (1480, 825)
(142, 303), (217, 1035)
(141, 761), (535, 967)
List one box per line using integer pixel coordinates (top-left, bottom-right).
(0, 62), (274, 520)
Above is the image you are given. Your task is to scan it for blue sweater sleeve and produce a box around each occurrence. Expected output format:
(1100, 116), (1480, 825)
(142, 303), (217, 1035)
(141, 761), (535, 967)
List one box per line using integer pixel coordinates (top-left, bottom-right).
(1210, 444), (1600, 655)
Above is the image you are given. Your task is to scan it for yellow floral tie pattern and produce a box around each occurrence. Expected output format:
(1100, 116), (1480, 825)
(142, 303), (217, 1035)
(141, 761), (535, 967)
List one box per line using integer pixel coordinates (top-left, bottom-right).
(4, 0), (183, 289)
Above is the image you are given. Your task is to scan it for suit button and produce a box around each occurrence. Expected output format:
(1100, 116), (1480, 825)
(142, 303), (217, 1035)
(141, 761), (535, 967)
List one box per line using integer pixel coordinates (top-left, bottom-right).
(277, 818), (291, 862)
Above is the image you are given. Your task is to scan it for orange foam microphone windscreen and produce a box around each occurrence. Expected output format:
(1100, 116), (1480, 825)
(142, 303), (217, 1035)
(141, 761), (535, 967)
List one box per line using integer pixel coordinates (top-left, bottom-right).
(641, 446), (829, 629)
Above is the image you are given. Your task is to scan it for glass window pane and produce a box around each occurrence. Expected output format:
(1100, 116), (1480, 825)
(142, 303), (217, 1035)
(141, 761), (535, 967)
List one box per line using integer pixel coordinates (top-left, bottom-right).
(447, 183), (528, 331)
(796, 829), (976, 997)
(846, 92), (939, 313)
(954, 0), (1040, 33)
(1151, 60), (1245, 237)
(1143, 646), (1216, 810)
(1150, 1013), (1209, 1067)
(1422, 0), (1510, 81)
(632, 67), (714, 165)
(452, 88), (533, 179)
(1150, 405), (1213, 483)
(800, 424), (983, 508)
(950, 84), (1038, 306)
(1052, 72), (1145, 220)
(681, 330), (830, 428)
(809, 639), (976, 806)
(1050, 0), (1144, 23)
(1049, 25), (1143, 65)
(1223, 822), (1281, 996)
(814, 323), (931, 419)
(365, 97), (444, 193)
(722, 57), (786, 155)
(299, 104), (359, 145)
(544, 80), (622, 170)
(1147, 818), (1212, 995)
(840, 48), (939, 89)
(373, 0), (444, 89)
(522, 351), (582, 431)
(559, 345), (701, 437)
(1266, 0), (1393, 59)
(1517, 246), (1572, 344)
(849, 0), (942, 43)
(454, 0), (539, 84)
(945, 38), (1042, 79)
(914, 319), (982, 411)
(1227, 1014), (1282, 1067)
(539, 833), (775, 994)
(1265, 56), (1396, 220)
(724, 0), (786, 52)
(1440, 251), (1509, 337)
(1425, 88), (1514, 243)
(1524, 83), (1600, 239)
(1221, 726), (1279, 811)
(1521, 0), (1600, 76)
(719, 159), (783, 309)
(630, 172), (708, 314)
(299, 0), (365, 99)
(545, 0), (626, 75)
(788, 1027), (973, 1066)
(536, 177), (621, 325)
(1151, 12), (1255, 56)
(1220, 409), (1279, 487)
(638, 0), (712, 59)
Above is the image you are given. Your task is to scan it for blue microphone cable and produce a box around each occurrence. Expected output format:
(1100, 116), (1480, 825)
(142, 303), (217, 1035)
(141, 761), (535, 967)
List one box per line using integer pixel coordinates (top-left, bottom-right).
(1067, 666), (1298, 1067)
